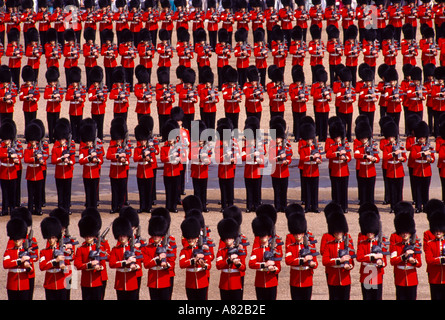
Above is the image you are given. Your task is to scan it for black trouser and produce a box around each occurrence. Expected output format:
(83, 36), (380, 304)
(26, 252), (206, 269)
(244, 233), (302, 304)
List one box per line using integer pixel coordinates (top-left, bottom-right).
(158, 114), (170, 137)
(7, 289), (31, 300)
(152, 169), (157, 202)
(346, 65), (357, 87)
(164, 175), (180, 212)
(428, 107), (434, 135)
(387, 111), (401, 129)
(110, 177), (127, 212)
(217, 67), (224, 91)
(413, 175), (431, 211)
(47, 112), (60, 143)
(259, 67), (266, 88)
(1, 179), (16, 214)
(124, 67), (134, 92)
(24, 111), (37, 127)
(270, 110), (284, 119)
(225, 112), (239, 130)
(193, 178), (208, 211)
(430, 283), (445, 300)
(361, 283), (383, 300)
(186, 287), (208, 300)
(55, 178), (72, 212)
(179, 168), (185, 197)
(149, 287), (171, 300)
(255, 286), (277, 300)
(10, 67), (20, 89)
(290, 286), (312, 301)
(360, 111), (374, 135)
(441, 177), (445, 202)
(149, 30), (158, 47)
(83, 178), (99, 209)
(15, 169), (21, 207)
(202, 112), (216, 130)
(137, 177), (153, 212)
(246, 111), (261, 123)
(238, 67), (247, 89)
(220, 289), (243, 300)
(209, 30), (217, 51)
(27, 179), (43, 213)
(85, 66), (93, 89)
(328, 284), (350, 300)
(315, 111), (328, 142)
(300, 169), (306, 204)
(0, 112), (13, 125)
(409, 167), (416, 206)
(45, 288), (69, 300)
(245, 177), (262, 211)
(338, 112), (353, 142)
(70, 114), (82, 143)
(382, 168), (390, 204)
(219, 177), (234, 210)
(91, 114), (105, 140)
(394, 27), (402, 44)
(395, 285), (417, 300)
(434, 110), (443, 139)
(81, 286), (103, 300)
(272, 177), (288, 212)
(183, 113), (194, 133)
(330, 176), (349, 212)
(39, 30), (48, 46)
(105, 67), (115, 90)
(357, 175), (376, 205)
(388, 177), (404, 210)
(116, 289), (139, 300)
(303, 176), (319, 212)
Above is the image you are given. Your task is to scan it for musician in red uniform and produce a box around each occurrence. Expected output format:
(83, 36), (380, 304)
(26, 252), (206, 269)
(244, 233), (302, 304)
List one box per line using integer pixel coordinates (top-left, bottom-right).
(62, 29), (80, 88)
(78, 122), (103, 209)
(410, 121), (435, 212)
(100, 29), (118, 90)
(354, 121), (380, 205)
(390, 208), (422, 300)
(50, 120), (75, 214)
(5, 28), (22, 89)
(109, 216), (141, 300)
(269, 124), (292, 212)
(39, 216), (72, 300)
(326, 25), (343, 86)
(3, 218), (35, 300)
(74, 214), (109, 300)
(220, 0), (235, 47)
(157, 29), (174, 73)
(44, 29), (61, 71)
(337, 68), (356, 142)
(326, 121), (351, 213)
(0, 121), (20, 216)
(322, 209), (355, 300)
(309, 0), (324, 30)
(249, 215), (282, 300)
(289, 26), (306, 70)
(118, 29), (137, 92)
(143, 213), (176, 300)
(381, 27), (398, 68)
(36, 0), (51, 46)
(24, 28), (41, 83)
(82, 28), (99, 89)
(285, 210), (318, 300)
(222, 66), (242, 129)
(356, 209), (388, 300)
(43, 67), (63, 143)
(134, 66), (153, 121)
(233, 28), (251, 89)
(243, 66), (264, 121)
(215, 29), (232, 90)
(423, 209), (445, 299)
(311, 69), (331, 141)
(199, 68), (218, 130)
(205, 0), (219, 50)
(132, 124), (155, 213)
(421, 26), (438, 66)
(216, 218), (247, 300)
(308, 25), (324, 83)
(179, 216), (213, 300)
(106, 122), (132, 214)
(288, 65), (308, 142)
(155, 67), (175, 133)
(65, 67), (86, 143)
(383, 68), (404, 127)
(215, 119), (238, 211)
(381, 121), (406, 212)
(109, 67), (130, 123)
(19, 66), (40, 126)
(87, 66), (107, 140)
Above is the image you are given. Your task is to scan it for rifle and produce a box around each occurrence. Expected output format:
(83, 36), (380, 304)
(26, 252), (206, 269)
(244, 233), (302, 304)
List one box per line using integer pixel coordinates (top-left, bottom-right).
(123, 236), (143, 266)
(63, 226), (79, 246)
(156, 228), (176, 264)
(61, 133), (76, 162)
(419, 137), (435, 161)
(391, 137), (406, 159)
(342, 86), (356, 103)
(192, 230), (214, 257)
(88, 223), (111, 264)
(227, 234), (248, 257)
(403, 233), (422, 259)
(370, 221), (390, 264)
(116, 133), (132, 165)
(364, 138), (379, 156)
(263, 234), (283, 262)
(19, 228), (38, 268)
(337, 137), (351, 153)
(310, 137), (325, 157)
(299, 232), (319, 263)
(134, 225), (147, 249)
(338, 233), (356, 267)
(88, 137), (103, 162)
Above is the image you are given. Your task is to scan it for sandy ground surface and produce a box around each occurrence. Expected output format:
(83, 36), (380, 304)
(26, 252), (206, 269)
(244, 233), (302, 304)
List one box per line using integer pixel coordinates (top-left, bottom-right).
(0, 18), (439, 300)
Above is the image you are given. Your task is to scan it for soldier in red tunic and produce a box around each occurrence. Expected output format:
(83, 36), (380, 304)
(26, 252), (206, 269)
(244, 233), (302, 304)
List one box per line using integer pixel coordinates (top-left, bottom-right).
(216, 217), (247, 300)
(19, 66), (40, 127)
(423, 209), (445, 299)
(109, 216), (141, 300)
(356, 208), (388, 300)
(249, 214), (282, 300)
(390, 205), (422, 300)
(180, 216), (212, 300)
(285, 208), (318, 300)
(322, 209), (355, 300)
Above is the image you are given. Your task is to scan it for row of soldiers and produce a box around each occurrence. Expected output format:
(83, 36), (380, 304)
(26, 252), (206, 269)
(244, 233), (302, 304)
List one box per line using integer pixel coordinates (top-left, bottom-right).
(4, 196), (445, 300)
